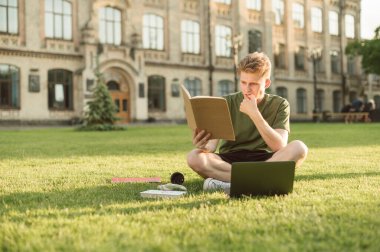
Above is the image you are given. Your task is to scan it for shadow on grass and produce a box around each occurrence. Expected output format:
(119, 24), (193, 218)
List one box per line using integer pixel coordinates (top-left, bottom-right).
(0, 179), (230, 218)
(296, 171), (380, 181)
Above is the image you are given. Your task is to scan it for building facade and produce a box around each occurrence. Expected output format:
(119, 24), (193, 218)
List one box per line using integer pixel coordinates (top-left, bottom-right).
(0, 0), (379, 124)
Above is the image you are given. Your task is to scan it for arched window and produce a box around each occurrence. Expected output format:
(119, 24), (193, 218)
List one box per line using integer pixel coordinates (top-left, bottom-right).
(143, 14), (164, 50)
(0, 0), (18, 34)
(48, 69), (73, 110)
(184, 77), (202, 97)
(296, 88), (307, 113)
(333, 90), (341, 112)
(99, 7), (121, 45)
(45, 0), (72, 40)
(0, 64), (20, 108)
(248, 30), (262, 53)
(316, 89), (325, 112)
(217, 80), (234, 96)
(148, 75), (165, 111)
(276, 87), (288, 100)
(107, 81), (120, 91)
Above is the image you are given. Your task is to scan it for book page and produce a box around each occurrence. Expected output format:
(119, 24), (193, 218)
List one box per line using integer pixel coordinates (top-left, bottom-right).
(180, 85), (196, 130)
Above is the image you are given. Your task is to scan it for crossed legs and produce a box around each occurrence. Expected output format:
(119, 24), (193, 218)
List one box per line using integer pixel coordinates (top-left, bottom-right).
(186, 140), (308, 182)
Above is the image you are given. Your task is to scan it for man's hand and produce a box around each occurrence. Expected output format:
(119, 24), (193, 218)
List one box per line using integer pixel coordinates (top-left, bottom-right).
(240, 96), (259, 117)
(192, 129), (212, 151)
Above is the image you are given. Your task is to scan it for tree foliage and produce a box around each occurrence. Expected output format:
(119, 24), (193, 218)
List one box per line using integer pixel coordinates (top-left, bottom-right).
(80, 73), (123, 131)
(346, 26), (380, 75)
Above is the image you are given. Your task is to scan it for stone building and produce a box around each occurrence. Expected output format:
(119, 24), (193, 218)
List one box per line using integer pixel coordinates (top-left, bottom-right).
(0, 0), (378, 124)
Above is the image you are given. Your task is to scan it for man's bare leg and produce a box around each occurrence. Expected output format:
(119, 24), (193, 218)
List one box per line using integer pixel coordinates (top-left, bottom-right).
(187, 140), (308, 182)
(187, 149), (232, 182)
(267, 140), (308, 167)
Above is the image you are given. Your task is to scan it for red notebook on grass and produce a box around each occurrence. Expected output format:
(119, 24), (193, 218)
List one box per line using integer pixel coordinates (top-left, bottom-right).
(111, 177), (161, 183)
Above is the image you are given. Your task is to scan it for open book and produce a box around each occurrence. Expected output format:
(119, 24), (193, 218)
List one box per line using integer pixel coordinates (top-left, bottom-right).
(180, 85), (235, 141)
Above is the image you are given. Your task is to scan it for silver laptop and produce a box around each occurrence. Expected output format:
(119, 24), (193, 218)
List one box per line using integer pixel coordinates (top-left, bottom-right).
(230, 161), (296, 198)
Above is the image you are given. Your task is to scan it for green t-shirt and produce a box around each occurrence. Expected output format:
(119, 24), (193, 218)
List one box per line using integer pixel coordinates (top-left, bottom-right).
(218, 92), (290, 154)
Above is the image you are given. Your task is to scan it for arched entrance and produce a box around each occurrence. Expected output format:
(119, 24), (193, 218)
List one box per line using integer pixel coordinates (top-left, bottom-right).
(103, 68), (132, 123)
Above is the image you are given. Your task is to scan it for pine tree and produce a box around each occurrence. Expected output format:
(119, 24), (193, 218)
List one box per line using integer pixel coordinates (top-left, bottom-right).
(83, 72), (118, 127)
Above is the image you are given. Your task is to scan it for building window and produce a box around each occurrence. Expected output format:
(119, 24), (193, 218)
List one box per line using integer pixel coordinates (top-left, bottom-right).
(329, 11), (339, 35)
(316, 89), (325, 112)
(0, 64), (19, 109)
(48, 69), (73, 110)
(333, 90), (341, 112)
(311, 7), (322, 33)
(181, 20), (200, 54)
(215, 25), (232, 57)
(0, 0), (18, 34)
(330, 50), (340, 74)
(248, 29), (262, 53)
(296, 88), (307, 113)
(99, 7), (121, 45)
(349, 91), (357, 103)
(274, 43), (286, 69)
(217, 80), (234, 96)
(315, 57), (324, 73)
(276, 87), (288, 100)
(374, 95), (380, 110)
(345, 14), (355, 38)
(148, 75), (165, 111)
(184, 77), (202, 97)
(272, 0), (284, 25)
(295, 46), (305, 71)
(246, 0), (261, 11)
(214, 0), (231, 4)
(292, 3), (304, 29)
(347, 57), (355, 75)
(171, 79), (180, 97)
(45, 0), (72, 40)
(143, 14), (164, 50)
(107, 81), (120, 91)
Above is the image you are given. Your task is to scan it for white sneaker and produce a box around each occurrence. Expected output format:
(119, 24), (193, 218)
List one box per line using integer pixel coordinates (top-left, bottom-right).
(203, 178), (230, 193)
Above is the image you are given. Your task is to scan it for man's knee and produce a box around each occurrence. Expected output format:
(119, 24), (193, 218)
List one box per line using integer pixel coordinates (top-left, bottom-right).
(186, 149), (204, 173)
(289, 140), (308, 159)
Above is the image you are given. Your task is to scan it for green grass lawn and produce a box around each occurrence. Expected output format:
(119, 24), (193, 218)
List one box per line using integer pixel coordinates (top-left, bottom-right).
(0, 123), (379, 251)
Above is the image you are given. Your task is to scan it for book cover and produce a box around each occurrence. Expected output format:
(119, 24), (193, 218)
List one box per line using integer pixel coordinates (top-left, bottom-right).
(180, 85), (235, 141)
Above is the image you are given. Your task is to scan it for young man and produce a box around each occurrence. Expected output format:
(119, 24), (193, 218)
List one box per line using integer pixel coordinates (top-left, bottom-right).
(186, 52), (308, 191)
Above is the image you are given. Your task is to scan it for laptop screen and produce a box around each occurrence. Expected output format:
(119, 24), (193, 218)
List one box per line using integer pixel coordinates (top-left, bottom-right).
(230, 161), (295, 197)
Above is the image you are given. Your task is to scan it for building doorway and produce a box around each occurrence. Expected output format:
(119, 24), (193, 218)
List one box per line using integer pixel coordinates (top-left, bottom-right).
(106, 80), (130, 123)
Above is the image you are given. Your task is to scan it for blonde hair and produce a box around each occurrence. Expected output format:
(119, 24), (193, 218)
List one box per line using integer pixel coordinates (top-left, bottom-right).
(237, 52), (271, 78)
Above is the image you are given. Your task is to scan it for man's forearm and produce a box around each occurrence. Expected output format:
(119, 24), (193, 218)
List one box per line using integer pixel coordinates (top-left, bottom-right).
(204, 139), (219, 153)
(248, 112), (287, 151)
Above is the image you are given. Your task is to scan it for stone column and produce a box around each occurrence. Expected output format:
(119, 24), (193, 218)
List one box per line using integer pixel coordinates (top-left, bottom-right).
(285, 0), (295, 77)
